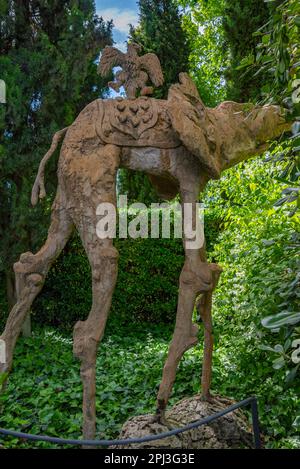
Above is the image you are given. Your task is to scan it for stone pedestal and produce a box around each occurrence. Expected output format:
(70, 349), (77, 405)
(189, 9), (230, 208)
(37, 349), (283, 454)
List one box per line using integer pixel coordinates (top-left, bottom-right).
(113, 395), (255, 449)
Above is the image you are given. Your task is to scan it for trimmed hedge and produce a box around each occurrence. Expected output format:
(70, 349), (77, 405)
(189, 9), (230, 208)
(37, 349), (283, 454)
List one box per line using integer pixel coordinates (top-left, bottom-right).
(0, 208), (220, 330)
(33, 233), (185, 330)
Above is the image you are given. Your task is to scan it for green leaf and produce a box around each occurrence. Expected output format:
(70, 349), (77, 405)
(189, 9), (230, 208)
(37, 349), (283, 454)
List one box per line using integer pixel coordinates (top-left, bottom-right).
(285, 366), (299, 385)
(235, 55), (254, 70)
(272, 356), (285, 369)
(262, 311), (300, 329)
(274, 344), (284, 353)
(278, 60), (287, 74)
(261, 55), (273, 64)
(259, 344), (277, 352)
(262, 239), (275, 246)
(262, 34), (271, 44)
(292, 416), (300, 429)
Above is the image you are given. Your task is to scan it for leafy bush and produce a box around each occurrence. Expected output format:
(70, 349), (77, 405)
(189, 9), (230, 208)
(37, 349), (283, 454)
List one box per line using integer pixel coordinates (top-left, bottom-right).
(0, 319), (298, 448)
(204, 155), (300, 447)
(32, 213), (185, 329)
(242, 0), (300, 216)
(0, 324), (200, 449)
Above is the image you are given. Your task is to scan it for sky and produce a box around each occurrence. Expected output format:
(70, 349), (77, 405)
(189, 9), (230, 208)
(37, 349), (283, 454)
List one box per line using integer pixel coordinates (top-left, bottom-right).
(96, 0), (139, 51)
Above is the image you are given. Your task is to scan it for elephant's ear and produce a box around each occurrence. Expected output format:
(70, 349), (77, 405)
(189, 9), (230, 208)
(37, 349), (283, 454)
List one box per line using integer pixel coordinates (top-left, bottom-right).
(167, 73), (221, 179)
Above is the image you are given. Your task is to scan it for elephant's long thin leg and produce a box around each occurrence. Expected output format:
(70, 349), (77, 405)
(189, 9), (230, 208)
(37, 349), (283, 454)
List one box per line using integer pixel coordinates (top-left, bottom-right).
(156, 182), (214, 420)
(73, 242), (118, 442)
(197, 292), (213, 401)
(0, 191), (73, 378)
(70, 144), (120, 442)
(196, 263), (222, 400)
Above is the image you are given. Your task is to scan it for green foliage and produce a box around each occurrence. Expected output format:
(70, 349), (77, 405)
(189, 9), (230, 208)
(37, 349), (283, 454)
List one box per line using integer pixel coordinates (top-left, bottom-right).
(203, 155), (300, 447)
(179, 0), (227, 106)
(229, 2), (300, 389)
(0, 313), (299, 448)
(253, 0), (300, 108)
(234, 1), (300, 215)
(253, 1), (300, 216)
(0, 326), (173, 448)
(117, 169), (159, 205)
(222, 0), (270, 101)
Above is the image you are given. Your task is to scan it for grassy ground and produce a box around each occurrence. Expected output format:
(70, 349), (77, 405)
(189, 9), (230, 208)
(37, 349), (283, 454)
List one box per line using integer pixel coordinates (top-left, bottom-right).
(0, 321), (299, 449)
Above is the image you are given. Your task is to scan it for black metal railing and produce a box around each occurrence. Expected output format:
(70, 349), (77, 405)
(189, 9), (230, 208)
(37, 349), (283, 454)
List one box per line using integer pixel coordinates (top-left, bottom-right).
(0, 396), (261, 448)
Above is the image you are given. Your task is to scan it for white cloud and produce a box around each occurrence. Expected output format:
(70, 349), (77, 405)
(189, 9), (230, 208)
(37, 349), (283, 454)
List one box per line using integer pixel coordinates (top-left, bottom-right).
(113, 41), (127, 53)
(98, 8), (139, 34)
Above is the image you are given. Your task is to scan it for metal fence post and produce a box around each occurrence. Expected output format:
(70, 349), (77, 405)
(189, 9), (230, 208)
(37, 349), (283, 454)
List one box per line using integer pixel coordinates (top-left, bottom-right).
(250, 397), (261, 449)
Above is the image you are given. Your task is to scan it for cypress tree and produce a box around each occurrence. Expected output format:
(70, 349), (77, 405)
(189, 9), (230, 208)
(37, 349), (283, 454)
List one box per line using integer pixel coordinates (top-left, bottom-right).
(0, 0), (113, 308)
(130, 0), (191, 99)
(222, 0), (270, 102)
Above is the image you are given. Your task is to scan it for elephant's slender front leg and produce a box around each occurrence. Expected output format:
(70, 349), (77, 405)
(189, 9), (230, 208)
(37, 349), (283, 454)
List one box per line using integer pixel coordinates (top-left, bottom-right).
(156, 184), (213, 420)
(70, 144), (120, 443)
(73, 244), (118, 442)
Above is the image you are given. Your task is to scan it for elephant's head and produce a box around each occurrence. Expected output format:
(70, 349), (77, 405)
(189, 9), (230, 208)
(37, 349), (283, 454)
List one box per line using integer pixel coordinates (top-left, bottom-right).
(168, 73), (290, 179)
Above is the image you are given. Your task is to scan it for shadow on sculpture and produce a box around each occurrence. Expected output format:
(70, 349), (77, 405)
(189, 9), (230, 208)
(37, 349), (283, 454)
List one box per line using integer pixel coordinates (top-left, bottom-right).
(0, 44), (290, 441)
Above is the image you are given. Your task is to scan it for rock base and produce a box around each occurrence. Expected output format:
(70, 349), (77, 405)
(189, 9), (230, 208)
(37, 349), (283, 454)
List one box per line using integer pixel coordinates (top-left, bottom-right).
(113, 395), (255, 449)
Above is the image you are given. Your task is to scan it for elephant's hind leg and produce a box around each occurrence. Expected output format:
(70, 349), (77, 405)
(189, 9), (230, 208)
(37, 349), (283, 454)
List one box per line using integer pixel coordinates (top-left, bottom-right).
(156, 175), (215, 421)
(0, 190), (73, 378)
(197, 263), (222, 400)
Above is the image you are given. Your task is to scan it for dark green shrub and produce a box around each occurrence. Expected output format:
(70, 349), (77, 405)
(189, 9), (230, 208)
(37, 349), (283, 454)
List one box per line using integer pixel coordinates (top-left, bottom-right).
(33, 223), (185, 329)
(1, 208), (221, 330)
(0, 276), (8, 330)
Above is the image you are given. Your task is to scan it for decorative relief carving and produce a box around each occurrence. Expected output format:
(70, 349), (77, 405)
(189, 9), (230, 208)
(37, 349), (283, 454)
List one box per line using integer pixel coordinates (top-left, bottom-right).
(96, 97), (180, 148)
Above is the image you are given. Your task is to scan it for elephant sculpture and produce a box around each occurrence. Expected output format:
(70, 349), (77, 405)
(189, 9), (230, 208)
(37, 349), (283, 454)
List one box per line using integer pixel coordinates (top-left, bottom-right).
(0, 46), (289, 441)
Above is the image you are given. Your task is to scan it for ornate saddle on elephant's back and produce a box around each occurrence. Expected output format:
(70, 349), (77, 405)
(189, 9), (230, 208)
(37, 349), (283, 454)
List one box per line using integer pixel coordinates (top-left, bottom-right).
(96, 97), (180, 149)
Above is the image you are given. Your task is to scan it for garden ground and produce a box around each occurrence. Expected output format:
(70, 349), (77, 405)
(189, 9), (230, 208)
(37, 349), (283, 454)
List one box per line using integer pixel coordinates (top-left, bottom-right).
(0, 319), (299, 449)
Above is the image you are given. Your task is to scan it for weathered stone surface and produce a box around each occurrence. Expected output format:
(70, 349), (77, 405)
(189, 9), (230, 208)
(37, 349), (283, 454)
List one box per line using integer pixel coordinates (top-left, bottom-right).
(96, 97), (180, 148)
(113, 395), (254, 449)
(168, 73), (290, 179)
(0, 44), (289, 443)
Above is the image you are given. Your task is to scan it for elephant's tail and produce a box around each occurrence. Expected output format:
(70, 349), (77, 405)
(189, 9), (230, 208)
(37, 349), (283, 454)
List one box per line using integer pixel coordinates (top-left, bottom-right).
(31, 127), (69, 206)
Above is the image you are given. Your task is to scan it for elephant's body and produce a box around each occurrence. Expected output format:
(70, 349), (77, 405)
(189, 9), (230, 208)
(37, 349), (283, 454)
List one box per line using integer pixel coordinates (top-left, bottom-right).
(59, 96), (202, 203)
